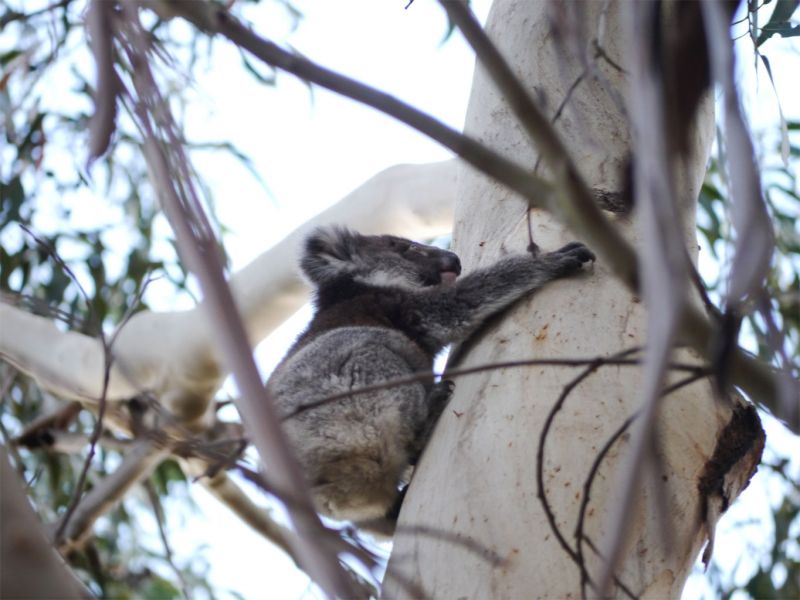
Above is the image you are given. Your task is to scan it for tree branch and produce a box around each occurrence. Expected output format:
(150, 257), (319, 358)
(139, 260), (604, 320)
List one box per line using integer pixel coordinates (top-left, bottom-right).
(56, 436), (171, 551)
(185, 461), (296, 560)
(0, 303), (135, 402)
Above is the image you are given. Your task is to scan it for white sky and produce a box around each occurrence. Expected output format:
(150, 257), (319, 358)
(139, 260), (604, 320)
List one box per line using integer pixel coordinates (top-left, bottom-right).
(3, 0), (798, 598)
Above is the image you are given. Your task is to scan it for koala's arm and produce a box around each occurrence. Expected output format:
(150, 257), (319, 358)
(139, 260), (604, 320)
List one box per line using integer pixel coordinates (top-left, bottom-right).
(413, 242), (594, 347)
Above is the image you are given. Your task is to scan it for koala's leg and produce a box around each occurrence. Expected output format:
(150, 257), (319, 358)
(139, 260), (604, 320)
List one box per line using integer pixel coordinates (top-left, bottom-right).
(356, 381), (454, 537)
(408, 379), (455, 465)
(353, 483), (409, 539)
(353, 516), (397, 538)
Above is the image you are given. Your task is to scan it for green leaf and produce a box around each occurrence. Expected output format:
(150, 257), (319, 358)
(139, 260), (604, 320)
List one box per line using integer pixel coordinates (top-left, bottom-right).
(757, 0), (800, 46)
(238, 48), (276, 86)
(746, 568), (778, 598)
(0, 49), (23, 66)
(0, 175), (25, 229)
(152, 459), (187, 496)
(142, 577), (181, 600)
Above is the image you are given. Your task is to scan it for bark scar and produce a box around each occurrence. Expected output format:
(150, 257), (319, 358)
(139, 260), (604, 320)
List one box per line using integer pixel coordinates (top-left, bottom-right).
(697, 402), (765, 568)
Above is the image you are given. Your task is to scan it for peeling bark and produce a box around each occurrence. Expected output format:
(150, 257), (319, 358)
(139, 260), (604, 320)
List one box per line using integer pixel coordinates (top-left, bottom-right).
(698, 401), (765, 567)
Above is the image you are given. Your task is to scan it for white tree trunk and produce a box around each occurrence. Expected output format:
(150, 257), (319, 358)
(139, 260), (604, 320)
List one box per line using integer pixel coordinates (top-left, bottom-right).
(386, 2), (759, 597)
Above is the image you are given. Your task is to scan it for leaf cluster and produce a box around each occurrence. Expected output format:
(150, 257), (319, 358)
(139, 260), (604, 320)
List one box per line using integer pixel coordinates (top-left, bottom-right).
(698, 121), (800, 370)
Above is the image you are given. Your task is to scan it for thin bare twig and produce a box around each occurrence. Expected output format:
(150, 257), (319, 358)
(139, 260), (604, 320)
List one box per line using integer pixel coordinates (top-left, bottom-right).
(0, 0), (71, 28)
(282, 353), (706, 421)
(689, 257), (722, 320)
(534, 345), (709, 599)
(0, 291), (86, 329)
(17, 224), (117, 546)
(56, 436), (171, 551)
(551, 70), (587, 125)
(144, 479), (190, 600)
(573, 372), (708, 599)
(535, 348), (641, 569)
(18, 225), (98, 332)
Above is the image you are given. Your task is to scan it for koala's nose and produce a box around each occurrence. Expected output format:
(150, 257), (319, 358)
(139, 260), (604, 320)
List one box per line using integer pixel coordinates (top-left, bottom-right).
(440, 252), (462, 276)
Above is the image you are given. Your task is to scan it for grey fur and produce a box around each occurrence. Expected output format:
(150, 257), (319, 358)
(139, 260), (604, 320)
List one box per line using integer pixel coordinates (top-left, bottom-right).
(267, 226), (594, 535)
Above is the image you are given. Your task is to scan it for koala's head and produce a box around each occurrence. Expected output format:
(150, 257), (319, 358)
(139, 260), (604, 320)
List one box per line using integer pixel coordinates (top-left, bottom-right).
(301, 226), (462, 290)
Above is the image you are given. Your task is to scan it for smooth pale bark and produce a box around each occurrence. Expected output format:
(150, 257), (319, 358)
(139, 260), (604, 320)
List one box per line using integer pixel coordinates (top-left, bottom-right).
(56, 438), (172, 551)
(387, 2), (759, 598)
(0, 160), (455, 424)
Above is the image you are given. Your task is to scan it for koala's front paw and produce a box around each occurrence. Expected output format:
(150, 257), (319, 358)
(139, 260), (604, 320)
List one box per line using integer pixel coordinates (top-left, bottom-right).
(429, 379), (455, 406)
(545, 242), (596, 276)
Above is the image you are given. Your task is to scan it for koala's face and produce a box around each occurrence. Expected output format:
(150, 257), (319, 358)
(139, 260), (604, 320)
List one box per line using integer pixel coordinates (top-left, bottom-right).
(302, 227), (462, 290)
(357, 234), (462, 289)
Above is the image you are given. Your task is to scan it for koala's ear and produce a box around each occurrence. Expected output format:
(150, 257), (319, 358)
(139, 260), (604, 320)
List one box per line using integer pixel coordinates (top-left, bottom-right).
(301, 226), (360, 284)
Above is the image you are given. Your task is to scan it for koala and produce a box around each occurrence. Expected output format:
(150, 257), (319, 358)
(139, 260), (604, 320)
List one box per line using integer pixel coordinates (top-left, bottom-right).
(267, 226), (595, 535)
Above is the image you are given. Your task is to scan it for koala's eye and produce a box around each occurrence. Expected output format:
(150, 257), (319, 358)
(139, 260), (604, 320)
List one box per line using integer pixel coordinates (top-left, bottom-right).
(406, 244), (428, 257)
(387, 239), (410, 251)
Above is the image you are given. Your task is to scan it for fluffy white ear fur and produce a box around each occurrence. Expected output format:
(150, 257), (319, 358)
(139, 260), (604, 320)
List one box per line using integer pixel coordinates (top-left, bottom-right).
(300, 226), (359, 284)
(302, 227), (426, 291)
(354, 270), (418, 291)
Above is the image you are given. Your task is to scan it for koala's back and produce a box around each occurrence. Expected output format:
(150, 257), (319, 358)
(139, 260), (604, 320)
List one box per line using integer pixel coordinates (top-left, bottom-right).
(268, 225), (595, 534)
(269, 326), (430, 523)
